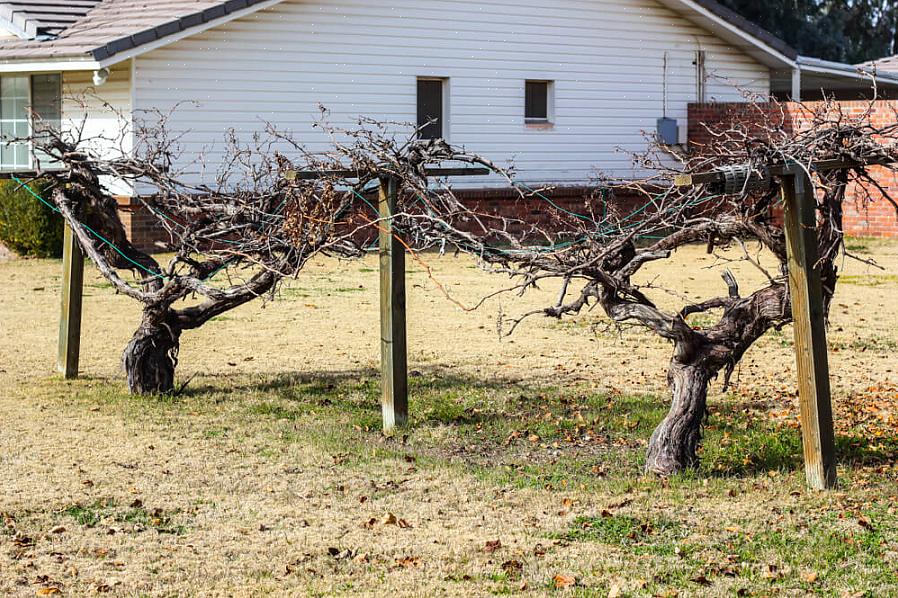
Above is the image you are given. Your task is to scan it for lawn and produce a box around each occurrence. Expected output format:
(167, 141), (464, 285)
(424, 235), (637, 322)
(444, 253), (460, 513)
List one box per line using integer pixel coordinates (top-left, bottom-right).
(1, 240), (897, 597)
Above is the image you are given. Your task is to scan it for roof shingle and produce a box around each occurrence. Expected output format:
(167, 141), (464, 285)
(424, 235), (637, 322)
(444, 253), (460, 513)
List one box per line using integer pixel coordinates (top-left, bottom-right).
(0, 1), (103, 38)
(0, 0), (275, 63)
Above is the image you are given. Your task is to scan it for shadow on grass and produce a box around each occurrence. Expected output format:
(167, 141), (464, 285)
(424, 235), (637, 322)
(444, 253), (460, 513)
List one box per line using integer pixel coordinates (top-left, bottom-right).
(702, 403), (898, 477)
(179, 367), (535, 429)
(63, 369), (898, 483)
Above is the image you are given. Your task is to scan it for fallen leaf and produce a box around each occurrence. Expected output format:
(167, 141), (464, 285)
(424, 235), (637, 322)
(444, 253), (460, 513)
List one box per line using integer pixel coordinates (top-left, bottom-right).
(553, 574), (576, 589)
(394, 556), (422, 569)
(501, 559), (523, 580)
(13, 534), (34, 547)
(484, 539), (502, 553)
(691, 574), (712, 586)
(801, 571), (819, 584)
(36, 589), (61, 596)
(49, 526), (66, 534)
(382, 512), (397, 526)
(328, 547), (353, 560)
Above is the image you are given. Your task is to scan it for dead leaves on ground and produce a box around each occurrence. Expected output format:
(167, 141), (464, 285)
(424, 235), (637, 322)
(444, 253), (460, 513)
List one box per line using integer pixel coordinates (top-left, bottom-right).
(483, 539), (502, 554)
(361, 512), (412, 530)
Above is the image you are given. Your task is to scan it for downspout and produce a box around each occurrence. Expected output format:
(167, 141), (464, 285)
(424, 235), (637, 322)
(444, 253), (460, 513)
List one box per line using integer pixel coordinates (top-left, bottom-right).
(791, 67), (802, 102)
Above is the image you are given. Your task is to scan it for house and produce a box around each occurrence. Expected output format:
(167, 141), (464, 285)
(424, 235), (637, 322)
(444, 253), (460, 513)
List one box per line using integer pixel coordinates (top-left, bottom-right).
(0, 0), (896, 245)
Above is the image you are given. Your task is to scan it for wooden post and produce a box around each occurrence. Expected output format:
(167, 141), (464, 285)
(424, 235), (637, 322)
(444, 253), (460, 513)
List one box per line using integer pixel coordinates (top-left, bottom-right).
(57, 224), (84, 379)
(378, 175), (408, 431)
(781, 170), (837, 489)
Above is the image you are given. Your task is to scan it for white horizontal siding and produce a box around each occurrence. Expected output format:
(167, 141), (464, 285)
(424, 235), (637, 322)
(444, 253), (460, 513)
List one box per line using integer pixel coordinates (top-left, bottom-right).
(63, 62), (133, 195)
(133, 0), (769, 186)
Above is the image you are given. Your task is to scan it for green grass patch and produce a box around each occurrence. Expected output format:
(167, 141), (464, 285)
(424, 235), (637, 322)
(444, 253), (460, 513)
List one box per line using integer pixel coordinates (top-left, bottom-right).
(562, 513), (687, 556)
(62, 499), (186, 535)
(63, 500), (116, 528)
(839, 273), (898, 287)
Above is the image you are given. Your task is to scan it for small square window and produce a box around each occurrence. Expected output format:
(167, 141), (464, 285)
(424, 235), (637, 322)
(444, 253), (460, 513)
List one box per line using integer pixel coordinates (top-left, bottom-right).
(525, 80), (553, 123)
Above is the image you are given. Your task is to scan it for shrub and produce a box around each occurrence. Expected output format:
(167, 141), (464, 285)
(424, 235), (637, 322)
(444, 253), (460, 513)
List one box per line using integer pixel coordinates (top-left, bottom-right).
(0, 178), (63, 258)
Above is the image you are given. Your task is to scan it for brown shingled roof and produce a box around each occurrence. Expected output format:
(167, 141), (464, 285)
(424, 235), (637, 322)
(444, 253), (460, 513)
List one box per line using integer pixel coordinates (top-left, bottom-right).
(0, 0), (278, 63)
(0, 1), (103, 38)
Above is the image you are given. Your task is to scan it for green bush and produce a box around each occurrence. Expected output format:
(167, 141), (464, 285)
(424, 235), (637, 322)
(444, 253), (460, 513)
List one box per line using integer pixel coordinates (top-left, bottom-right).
(0, 178), (63, 258)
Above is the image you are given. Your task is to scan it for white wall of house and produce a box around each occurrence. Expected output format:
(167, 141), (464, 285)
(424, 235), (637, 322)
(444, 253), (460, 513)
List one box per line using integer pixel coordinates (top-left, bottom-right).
(130, 0), (769, 187)
(62, 62), (132, 195)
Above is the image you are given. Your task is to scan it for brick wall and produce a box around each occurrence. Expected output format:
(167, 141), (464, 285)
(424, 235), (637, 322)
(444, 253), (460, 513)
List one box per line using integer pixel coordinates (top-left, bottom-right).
(115, 197), (168, 252)
(116, 187), (651, 253)
(688, 100), (898, 238)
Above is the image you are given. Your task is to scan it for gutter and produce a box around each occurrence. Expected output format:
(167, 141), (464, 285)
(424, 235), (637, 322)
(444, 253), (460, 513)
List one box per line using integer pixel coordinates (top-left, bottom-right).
(797, 56), (898, 87)
(0, 57), (102, 73)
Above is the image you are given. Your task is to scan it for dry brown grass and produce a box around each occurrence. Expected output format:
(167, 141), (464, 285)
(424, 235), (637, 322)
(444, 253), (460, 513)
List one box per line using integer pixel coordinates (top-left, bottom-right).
(1, 240), (897, 596)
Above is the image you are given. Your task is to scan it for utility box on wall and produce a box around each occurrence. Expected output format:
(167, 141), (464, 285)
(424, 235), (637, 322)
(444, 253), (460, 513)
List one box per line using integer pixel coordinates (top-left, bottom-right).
(657, 117), (679, 145)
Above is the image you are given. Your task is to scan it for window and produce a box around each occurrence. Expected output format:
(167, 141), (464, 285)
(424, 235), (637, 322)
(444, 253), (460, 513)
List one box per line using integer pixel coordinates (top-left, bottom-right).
(0, 73), (61, 171)
(525, 80), (553, 124)
(1, 76), (30, 169)
(417, 78), (446, 140)
(31, 74), (62, 168)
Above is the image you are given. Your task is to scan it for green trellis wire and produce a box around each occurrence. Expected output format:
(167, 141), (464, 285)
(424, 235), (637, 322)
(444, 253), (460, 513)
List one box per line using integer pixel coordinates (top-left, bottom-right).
(12, 176), (169, 280)
(13, 173), (723, 273)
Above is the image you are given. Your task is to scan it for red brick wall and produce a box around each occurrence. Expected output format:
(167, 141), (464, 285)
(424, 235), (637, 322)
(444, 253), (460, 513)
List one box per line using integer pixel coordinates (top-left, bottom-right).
(116, 187), (650, 252)
(688, 101), (898, 238)
(115, 197), (167, 252)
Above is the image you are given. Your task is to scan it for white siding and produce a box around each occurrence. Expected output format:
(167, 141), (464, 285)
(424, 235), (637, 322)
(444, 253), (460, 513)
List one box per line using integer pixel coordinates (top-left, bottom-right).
(133, 0), (769, 186)
(63, 62), (133, 194)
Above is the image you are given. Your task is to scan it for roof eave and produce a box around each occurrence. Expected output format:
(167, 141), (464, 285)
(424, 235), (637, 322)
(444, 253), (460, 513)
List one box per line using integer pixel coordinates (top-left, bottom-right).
(797, 56), (898, 87)
(0, 0), (794, 73)
(0, 56), (101, 73)
(655, 0), (797, 70)
(94, 0), (285, 67)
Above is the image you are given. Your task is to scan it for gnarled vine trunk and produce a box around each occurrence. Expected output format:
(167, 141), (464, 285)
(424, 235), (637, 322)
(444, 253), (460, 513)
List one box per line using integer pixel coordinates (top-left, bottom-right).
(645, 361), (712, 476)
(123, 308), (182, 395)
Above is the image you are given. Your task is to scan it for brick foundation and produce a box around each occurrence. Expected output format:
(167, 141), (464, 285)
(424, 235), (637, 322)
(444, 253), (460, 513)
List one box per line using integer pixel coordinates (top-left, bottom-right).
(115, 196), (169, 252)
(116, 186), (651, 253)
(688, 100), (898, 238)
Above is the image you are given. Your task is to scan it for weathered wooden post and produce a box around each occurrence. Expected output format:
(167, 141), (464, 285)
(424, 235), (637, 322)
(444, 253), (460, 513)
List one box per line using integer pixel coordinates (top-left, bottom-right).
(780, 167), (837, 489)
(378, 175), (408, 431)
(57, 224), (84, 379)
